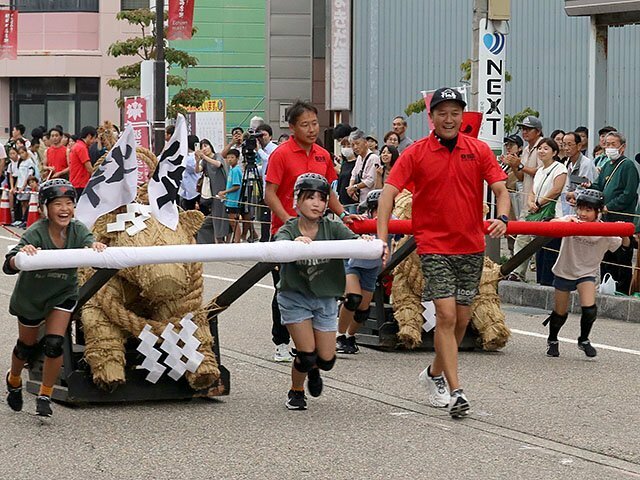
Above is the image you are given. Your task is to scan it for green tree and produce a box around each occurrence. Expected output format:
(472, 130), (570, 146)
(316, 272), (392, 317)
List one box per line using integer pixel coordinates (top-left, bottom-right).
(107, 8), (209, 118)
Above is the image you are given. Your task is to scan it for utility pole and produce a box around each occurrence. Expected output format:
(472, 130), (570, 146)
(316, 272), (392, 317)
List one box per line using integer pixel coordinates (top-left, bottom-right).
(154, 0), (166, 154)
(471, 0), (488, 112)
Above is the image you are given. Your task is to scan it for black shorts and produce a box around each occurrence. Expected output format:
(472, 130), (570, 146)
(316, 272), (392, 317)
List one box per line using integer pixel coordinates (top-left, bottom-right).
(17, 298), (77, 327)
(226, 207), (240, 215)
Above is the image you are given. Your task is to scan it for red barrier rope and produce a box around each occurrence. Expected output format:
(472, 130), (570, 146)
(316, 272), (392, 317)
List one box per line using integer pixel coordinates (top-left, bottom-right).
(349, 219), (635, 237)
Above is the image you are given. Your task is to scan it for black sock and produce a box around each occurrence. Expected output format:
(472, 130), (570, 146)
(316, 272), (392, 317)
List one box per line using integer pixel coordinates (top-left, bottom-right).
(578, 305), (597, 343)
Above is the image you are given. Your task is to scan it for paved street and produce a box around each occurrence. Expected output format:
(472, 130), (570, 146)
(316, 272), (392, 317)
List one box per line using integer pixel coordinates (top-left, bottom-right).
(0, 233), (639, 479)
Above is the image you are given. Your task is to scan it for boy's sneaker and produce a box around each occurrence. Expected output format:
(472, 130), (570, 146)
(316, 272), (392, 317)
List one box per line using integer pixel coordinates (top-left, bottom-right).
(274, 343), (293, 363)
(5, 371), (23, 412)
(307, 368), (323, 397)
(578, 340), (597, 358)
(336, 334), (348, 353)
(285, 390), (307, 410)
(418, 366), (450, 408)
(448, 389), (470, 418)
(35, 395), (52, 417)
(546, 341), (560, 357)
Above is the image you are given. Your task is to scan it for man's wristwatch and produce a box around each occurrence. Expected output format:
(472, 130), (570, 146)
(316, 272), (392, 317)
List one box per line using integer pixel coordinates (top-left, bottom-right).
(496, 215), (509, 225)
(517, 163), (525, 171)
(339, 211), (348, 220)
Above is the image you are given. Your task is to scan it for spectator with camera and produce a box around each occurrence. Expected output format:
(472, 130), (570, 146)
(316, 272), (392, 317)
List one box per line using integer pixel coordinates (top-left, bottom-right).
(557, 132), (597, 216)
(346, 129), (379, 204)
(257, 123), (278, 242)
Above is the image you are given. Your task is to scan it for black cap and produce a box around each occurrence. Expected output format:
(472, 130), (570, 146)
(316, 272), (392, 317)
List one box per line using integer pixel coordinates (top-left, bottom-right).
(333, 123), (356, 140)
(503, 134), (523, 148)
(429, 87), (467, 112)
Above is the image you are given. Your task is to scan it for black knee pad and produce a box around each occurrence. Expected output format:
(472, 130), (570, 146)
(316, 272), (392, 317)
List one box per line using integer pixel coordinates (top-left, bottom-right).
(542, 310), (568, 328)
(13, 340), (39, 363)
(316, 355), (336, 371)
(354, 309), (369, 324)
(293, 351), (317, 373)
(581, 305), (597, 325)
(343, 293), (363, 312)
(41, 334), (64, 358)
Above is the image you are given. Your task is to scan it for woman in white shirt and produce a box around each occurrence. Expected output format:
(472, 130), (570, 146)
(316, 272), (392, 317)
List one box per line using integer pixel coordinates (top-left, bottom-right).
(528, 138), (568, 285)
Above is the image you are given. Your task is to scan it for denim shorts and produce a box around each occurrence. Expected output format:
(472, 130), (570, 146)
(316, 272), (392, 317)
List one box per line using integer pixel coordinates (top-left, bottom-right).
(345, 265), (380, 292)
(277, 290), (338, 332)
(553, 275), (596, 292)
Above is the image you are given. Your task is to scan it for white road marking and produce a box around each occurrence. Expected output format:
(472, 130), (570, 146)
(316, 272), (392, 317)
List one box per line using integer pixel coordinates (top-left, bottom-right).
(202, 273), (640, 357)
(510, 328), (640, 356)
(0, 234), (19, 242)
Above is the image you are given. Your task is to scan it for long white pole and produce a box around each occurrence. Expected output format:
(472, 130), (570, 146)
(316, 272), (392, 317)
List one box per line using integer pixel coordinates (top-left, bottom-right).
(14, 239), (385, 272)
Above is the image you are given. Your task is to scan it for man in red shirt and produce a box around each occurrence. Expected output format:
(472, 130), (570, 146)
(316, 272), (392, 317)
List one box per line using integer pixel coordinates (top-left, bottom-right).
(377, 87), (510, 418)
(68, 126), (97, 197)
(43, 127), (69, 180)
(265, 100), (353, 363)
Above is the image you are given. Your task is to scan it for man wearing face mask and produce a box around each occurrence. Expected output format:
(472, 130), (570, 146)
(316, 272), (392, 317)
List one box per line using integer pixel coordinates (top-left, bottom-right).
(574, 132), (639, 294)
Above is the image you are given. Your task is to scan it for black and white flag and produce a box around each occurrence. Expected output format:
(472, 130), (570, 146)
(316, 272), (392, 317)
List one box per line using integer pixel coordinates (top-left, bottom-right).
(148, 114), (188, 230)
(76, 124), (138, 230)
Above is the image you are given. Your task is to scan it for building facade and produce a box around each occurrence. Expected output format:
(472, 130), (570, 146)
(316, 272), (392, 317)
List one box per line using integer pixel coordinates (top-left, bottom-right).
(0, 0), (144, 140)
(170, 0), (267, 134)
(264, 0), (640, 154)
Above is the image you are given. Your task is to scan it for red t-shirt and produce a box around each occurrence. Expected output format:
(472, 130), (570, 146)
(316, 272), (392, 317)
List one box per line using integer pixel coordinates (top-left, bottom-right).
(265, 137), (338, 235)
(69, 140), (91, 188)
(46, 145), (68, 173)
(386, 133), (507, 255)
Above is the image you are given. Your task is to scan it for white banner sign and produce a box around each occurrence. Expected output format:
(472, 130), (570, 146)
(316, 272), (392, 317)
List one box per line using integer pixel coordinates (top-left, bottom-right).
(326, 0), (351, 111)
(478, 19), (507, 150)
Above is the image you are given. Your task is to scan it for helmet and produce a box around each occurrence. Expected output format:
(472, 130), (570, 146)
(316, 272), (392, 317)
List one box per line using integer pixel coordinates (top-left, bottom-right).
(293, 173), (330, 205)
(575, 189), (605, 210)
(39, 179), (77, 206)
(357, 189), (383, 215)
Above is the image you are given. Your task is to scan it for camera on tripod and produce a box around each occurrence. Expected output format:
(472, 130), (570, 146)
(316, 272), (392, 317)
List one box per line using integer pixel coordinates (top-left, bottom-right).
(241, 129), (264, 165)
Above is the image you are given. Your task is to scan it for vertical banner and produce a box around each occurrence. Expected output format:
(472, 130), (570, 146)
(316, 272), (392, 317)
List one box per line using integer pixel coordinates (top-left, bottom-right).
(325, 0), (351, 111)
(167, 0), (195, 41)
(0, 10), (18, 60)
(478, 18), (506, 150)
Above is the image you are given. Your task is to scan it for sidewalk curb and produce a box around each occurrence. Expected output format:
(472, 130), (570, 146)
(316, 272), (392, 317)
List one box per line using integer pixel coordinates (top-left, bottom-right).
(498, 281), (640, 323)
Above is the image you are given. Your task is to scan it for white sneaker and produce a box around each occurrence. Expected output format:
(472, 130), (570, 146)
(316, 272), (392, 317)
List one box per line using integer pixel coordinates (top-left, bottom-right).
(274, 343), (293, 363)
(448, 389), (470, 418)
(418, 366), (450, 408)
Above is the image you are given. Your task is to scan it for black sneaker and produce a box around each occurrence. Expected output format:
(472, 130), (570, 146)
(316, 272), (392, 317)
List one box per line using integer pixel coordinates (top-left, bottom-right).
(448, 389), (470, 418)
(343, 335), (359, 355)
(307, 368), (323, 397)
(336, 334), (348, 353)
(578, 340), (597, 358)
(546, 341), (560, 357)
(35, 395), (52, 417)
(285, 390), (307, 410)
(5, 371), (23, 412)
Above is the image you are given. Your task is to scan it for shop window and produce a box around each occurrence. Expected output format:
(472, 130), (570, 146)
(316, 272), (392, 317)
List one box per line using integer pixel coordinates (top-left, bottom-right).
(15, 0), (99, 12)
(121, 0), (150, 11)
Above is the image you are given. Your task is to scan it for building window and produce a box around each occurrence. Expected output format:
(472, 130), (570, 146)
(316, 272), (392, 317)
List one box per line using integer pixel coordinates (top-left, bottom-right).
(14, 0), (99, 12)
(11, 78), (100, 135)
(313, 0), (326, 59)
(121, 0), (150, 11)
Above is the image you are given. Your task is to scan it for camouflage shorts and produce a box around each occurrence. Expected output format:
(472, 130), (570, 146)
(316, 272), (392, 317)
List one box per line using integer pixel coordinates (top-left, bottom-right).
(420, 253), (484, 306)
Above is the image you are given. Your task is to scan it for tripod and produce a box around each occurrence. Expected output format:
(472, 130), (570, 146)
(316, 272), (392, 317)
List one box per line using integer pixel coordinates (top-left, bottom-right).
(232, 158), (263, 243)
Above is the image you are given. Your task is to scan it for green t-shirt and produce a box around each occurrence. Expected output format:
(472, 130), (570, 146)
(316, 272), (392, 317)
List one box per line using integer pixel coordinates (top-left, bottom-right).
(274, 217), (357, 298)
(4, 219), (94, 320)
(592, 156), (639, 223)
